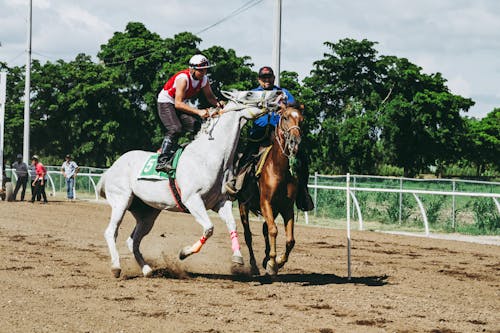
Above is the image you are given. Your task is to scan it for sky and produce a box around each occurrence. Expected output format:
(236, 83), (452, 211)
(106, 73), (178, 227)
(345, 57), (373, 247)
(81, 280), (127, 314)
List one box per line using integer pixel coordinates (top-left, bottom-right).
(1, 0), (499, 118)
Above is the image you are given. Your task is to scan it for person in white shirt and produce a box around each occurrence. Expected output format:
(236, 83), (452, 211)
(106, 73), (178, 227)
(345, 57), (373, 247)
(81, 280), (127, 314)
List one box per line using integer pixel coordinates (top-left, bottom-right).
(61, 154), (79, 200)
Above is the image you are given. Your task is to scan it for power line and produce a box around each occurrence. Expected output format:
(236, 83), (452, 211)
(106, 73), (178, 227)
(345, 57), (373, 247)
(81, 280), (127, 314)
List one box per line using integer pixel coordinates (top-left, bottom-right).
(195, 0), (264, 35)
(104, 0), (265, 66)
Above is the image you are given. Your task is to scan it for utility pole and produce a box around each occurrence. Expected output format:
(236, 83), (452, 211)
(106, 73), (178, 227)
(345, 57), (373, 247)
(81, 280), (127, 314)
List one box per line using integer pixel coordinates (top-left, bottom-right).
(23, 0), (32, 164)
(272, 0), (282, 86)
(0, 71), (7, 185)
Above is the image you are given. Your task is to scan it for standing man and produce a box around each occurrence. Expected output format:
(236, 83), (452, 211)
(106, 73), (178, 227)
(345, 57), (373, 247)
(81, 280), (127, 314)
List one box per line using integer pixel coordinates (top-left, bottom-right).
(12, 154), (28, 201)
(155, 54), (223, 172)
(30, 155), (48, 204)
(61, 154), (79, 201)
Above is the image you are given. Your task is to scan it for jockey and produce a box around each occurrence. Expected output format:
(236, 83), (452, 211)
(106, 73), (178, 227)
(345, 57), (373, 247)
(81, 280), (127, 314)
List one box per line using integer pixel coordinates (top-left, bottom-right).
(249, 66), (295, 140)
(156, 54), (223, 172)
(227, 66), (314, 211)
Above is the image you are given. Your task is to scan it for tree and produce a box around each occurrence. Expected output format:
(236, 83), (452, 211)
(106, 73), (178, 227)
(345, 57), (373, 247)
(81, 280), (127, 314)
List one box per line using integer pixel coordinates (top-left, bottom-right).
(463, 109), (500, 175)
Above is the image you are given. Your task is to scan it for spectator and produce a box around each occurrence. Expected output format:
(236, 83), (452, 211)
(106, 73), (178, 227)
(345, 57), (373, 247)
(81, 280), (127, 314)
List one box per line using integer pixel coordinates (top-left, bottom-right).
(30, 155), (48, 204)
(12, 154), (29, 201)
(61, 154), (79, 201)
(28, 163), (40, 201)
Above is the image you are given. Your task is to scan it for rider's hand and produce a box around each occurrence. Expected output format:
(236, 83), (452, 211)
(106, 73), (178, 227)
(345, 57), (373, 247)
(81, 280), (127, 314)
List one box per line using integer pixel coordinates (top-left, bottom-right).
(199, 108), (210, 119)
(216, 100), (225, 109)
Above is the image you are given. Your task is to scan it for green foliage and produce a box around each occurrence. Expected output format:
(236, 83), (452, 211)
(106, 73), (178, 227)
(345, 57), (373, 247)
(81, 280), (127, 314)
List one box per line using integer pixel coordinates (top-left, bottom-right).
(470, 198), (500, 234)
(1, 27), (497, 177)
(422, 195), (447, 225)
(2, 23), (255, 167)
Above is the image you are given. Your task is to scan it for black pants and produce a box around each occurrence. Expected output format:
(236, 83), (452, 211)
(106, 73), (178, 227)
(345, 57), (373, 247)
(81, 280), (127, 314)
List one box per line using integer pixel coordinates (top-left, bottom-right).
(31, 180), (48, 203)
(157, 102), (200, 139)
(30, 179), (40, 201)
(13, 175), (28, 201)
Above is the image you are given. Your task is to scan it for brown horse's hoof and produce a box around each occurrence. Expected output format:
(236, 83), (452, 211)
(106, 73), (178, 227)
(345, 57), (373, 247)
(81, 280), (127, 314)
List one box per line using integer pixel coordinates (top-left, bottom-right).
(265, 260), (278, 276)
(276, 255), (288, 269)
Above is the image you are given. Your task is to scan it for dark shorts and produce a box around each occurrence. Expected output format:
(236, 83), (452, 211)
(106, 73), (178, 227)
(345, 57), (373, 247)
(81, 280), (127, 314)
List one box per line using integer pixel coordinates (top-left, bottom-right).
(157, 102), (201, 138)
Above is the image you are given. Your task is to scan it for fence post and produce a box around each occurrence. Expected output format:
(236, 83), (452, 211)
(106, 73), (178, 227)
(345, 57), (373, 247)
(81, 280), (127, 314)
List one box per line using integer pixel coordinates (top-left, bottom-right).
(399, 177), (403, 225)
(452, 180), (456, 230)
(313, 172), (318, 216)
(346, 173), (351, 280)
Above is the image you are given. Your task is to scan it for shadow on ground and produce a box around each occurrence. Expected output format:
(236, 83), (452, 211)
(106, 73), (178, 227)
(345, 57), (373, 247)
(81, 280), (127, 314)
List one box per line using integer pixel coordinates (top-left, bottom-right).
(145, 268), (389, 286)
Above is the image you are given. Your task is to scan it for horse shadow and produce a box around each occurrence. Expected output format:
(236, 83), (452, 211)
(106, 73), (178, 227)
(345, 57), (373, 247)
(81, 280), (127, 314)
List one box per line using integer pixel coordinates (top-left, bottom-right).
(148, 268), (389, 286)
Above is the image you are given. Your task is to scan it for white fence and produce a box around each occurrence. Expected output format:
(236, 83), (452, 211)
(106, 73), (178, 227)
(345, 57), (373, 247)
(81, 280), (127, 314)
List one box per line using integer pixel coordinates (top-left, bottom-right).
(6, 168), (500, 232)
(309, 173), (500, 236)
(6, 166), (106, 200)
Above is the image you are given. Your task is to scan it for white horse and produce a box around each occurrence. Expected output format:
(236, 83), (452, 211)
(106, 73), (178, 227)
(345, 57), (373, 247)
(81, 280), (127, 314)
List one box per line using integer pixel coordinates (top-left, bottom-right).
(98, 90), (281, 278)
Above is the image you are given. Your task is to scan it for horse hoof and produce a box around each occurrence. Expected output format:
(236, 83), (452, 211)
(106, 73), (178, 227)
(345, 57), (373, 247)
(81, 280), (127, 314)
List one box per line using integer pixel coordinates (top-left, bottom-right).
(142, 265), (153, 277)
(265, 261), (278, 276)
(262, 257), (269, 270)
(178, 246), (192, 261)
(276, 255), (287, 269)
(232, 254), (244, 265)
(111, 267), (121, 278)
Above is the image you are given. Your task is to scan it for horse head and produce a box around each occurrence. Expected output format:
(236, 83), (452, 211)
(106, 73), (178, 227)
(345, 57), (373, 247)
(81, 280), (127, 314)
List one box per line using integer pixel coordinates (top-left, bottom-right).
(276, 103), (304, 156)
(220, 90), (283, 119)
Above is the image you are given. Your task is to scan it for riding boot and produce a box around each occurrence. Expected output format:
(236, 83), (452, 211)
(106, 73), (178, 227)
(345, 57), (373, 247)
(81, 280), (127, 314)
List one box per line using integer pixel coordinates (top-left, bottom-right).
(295, 151), (315, 212)
(156, 136), (178, 172)
(296, 181), (315, 211)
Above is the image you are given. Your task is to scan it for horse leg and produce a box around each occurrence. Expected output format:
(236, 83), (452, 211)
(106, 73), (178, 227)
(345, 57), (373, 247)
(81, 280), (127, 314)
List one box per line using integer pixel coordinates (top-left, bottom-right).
(126, 227), (136, 253)
(262, 221), (270, 270)
(104, 201), (129, 278)
(178, 194), (214, 260)
(217, 200), (244, 265)
(130, 207), (161, 277)
(276, 207), (295, 269)
(239, 202), (259, 275)
(261, 200), (279, 275)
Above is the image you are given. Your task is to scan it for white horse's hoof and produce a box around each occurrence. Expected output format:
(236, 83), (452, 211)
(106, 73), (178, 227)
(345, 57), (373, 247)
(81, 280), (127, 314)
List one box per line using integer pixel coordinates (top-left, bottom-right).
(179, 246), (192, 261)
(142, 265), (153, 277)
(232, 254), (244, 265)
(126, 237), (133, 253)
(111, 267), (121, 278)
(265, 261), (278, 276)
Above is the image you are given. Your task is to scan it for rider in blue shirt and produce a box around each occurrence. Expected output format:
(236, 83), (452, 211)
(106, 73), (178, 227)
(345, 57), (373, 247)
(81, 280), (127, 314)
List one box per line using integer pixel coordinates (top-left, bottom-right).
(249, 66), (295, 139)
(227, 66), (314, 211)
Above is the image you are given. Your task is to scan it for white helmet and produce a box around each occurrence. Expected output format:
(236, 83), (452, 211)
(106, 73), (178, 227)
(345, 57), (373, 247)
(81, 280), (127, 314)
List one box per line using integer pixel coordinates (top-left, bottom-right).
(189, 54), (213, 69)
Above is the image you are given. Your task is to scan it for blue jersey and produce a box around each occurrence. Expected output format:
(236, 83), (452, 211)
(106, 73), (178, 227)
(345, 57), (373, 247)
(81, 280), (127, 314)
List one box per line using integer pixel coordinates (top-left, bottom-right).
(251, 86), (295, 134)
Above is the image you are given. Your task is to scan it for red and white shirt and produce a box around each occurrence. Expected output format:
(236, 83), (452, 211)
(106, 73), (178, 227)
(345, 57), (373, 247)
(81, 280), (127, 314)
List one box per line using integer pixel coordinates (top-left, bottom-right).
(157, 69), (208, 104)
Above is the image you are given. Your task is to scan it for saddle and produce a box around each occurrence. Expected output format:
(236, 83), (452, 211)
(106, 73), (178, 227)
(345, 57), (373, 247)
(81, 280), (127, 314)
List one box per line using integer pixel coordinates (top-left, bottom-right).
(138, 147), (184, 180)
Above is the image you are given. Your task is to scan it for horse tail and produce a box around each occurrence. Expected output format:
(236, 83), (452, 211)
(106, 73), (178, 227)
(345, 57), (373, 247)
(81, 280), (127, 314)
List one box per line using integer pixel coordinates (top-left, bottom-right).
(97, 172), (106, 199)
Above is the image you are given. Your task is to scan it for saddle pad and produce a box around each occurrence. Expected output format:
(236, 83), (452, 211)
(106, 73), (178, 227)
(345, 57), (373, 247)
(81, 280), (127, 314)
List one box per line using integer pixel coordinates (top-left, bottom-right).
(137, 149), (183, 180)
(255, 145), (273, 177)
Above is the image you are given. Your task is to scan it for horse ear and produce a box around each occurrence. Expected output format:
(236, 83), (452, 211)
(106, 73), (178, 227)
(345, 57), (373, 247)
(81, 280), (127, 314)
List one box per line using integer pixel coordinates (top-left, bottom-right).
(298, 103), (305, 111)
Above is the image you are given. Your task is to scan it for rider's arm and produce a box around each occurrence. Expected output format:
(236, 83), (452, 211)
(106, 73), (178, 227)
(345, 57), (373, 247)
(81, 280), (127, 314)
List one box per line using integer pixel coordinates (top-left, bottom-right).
(174, 78), (209, 118)
(202, 83), (222, 108)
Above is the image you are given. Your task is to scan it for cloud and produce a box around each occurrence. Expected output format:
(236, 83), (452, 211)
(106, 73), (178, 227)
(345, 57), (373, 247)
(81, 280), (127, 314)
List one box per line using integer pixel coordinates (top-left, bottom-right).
(1, 0), (499, 118)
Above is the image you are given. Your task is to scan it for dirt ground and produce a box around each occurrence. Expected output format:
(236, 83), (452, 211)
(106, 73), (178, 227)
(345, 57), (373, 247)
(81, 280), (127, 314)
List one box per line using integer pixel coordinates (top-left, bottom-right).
(0, 200), (499, 333)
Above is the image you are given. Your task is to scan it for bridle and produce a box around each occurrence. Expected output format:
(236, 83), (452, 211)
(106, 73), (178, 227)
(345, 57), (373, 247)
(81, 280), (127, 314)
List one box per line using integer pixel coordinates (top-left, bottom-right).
(275, 108), (302, 158)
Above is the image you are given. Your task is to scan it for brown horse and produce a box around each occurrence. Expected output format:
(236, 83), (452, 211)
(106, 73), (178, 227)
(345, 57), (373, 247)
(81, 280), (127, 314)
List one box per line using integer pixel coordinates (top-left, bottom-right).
(238, 104), (304, 275)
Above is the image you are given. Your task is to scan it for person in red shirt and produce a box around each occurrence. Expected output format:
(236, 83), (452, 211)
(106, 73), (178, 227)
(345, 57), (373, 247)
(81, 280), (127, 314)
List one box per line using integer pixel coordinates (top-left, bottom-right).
(30, 155), (48, 204)
(155, 54), (223, 172)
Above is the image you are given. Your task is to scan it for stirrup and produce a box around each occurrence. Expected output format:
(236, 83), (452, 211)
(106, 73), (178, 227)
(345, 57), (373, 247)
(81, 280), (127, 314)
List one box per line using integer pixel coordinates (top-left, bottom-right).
(156, 157), (173, 172)
(225, 179), (238, 196)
